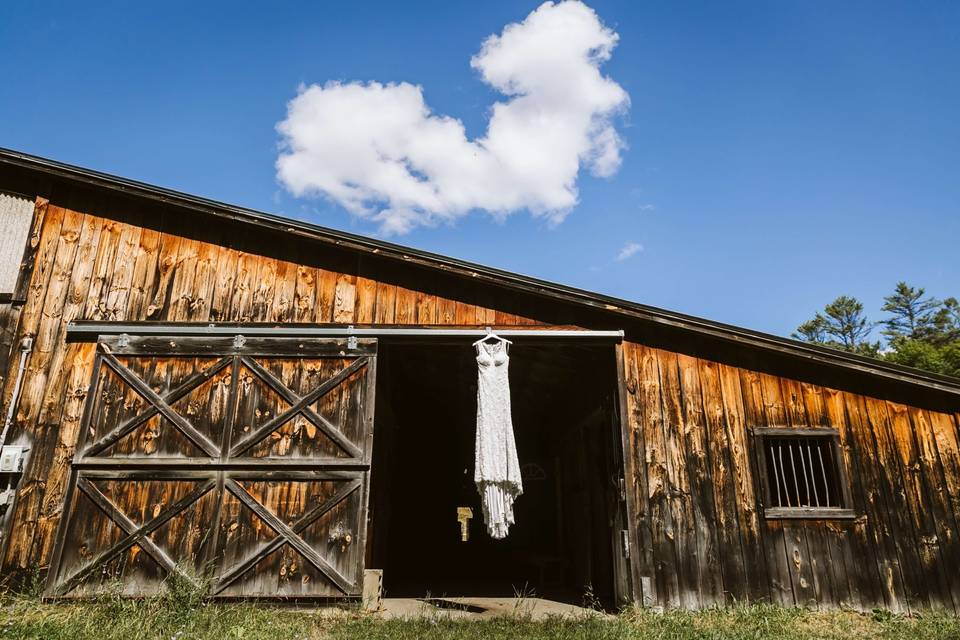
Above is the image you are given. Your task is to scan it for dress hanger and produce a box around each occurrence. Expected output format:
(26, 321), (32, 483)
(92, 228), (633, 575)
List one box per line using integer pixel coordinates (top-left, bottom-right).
(472, 327), (512, 348)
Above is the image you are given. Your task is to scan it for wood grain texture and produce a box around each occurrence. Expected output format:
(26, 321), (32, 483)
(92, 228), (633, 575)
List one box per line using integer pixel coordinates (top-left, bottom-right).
(718, 364), (769, 604)
(621, 343), (656, 604)
(0, 303), (21, 402)
(636, 344), (681, 607)
(693, 360), (741, 603)
(676, 354), (724, 605)
(656, 350), (699, 607)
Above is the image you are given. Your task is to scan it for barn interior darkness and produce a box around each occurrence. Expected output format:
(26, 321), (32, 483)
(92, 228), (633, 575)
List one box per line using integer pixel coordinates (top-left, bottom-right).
(367, 341), (623, 606)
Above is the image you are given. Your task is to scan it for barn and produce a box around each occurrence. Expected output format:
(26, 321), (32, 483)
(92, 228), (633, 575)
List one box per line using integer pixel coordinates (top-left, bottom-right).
(0, 147), (958, 612)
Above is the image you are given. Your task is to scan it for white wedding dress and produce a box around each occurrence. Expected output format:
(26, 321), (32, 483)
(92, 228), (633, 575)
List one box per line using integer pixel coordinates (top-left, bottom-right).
(474, 338), (523, 539)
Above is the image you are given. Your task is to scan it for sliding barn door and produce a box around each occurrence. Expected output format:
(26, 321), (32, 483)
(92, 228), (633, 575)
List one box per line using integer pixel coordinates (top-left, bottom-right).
(46, 335), (377, 599)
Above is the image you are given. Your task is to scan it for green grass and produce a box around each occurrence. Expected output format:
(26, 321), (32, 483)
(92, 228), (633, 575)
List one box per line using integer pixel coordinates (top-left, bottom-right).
(328, 609), (960, 640)
(0, 587), (958, 640)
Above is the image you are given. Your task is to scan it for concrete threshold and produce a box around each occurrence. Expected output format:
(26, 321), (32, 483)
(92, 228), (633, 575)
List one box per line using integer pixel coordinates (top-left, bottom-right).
(375, 597), (610, 620)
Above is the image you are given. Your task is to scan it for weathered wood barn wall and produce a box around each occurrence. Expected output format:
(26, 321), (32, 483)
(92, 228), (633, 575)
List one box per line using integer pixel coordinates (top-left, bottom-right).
(620, 344), (960, 612)
(0, 152), (959, 612)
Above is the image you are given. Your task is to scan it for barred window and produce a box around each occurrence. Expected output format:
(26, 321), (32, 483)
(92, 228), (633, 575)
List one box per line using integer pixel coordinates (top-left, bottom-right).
(754, 428), (854, 519)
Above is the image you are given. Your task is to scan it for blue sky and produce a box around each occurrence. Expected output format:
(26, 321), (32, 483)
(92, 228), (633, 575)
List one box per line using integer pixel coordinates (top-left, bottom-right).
(1, 1), (957, 339)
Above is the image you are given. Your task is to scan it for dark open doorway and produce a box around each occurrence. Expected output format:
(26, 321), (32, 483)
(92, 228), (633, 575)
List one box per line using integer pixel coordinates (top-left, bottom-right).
(367, 341), (629, 608)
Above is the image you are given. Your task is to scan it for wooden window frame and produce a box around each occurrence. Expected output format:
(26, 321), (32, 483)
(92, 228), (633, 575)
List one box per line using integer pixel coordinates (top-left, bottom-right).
(752, 426), (855, 520)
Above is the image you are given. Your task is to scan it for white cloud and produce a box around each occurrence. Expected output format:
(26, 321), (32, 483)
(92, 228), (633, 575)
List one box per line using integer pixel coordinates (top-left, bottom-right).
(276, 1), (629, 234)
(616, 241), (643, 261)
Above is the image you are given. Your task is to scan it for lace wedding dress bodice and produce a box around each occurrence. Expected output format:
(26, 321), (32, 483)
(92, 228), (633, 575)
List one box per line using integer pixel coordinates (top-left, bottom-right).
(474, 339), (523, 539)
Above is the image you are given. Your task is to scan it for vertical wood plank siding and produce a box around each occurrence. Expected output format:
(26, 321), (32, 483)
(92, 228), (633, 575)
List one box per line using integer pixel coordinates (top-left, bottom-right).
(621, 343), (960, 612)
(1, 206), (959, 613)
(0, 304), (22, 411)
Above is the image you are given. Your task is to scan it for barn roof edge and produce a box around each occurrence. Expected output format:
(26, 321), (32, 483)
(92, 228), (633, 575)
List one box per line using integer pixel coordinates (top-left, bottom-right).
(1, 146), (958, 398)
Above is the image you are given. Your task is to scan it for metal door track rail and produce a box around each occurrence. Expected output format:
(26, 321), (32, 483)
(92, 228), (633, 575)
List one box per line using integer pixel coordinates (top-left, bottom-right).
(66, 322), (624, 342)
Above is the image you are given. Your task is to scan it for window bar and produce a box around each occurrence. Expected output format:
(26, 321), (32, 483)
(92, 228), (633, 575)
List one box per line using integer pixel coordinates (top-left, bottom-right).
(788, 444), (800, 508)
(817, 445), (831, 507)
(778, 443), (790, 508)
(782, 442), (793, 508)
(764, 436), (842, 511)
(798, 442), (811, 506)
(770, 440), (782, 507)
(807, 442), (820, 507)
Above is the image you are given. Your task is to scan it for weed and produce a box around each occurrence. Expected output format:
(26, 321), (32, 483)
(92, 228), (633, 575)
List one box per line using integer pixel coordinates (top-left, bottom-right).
(161, 566), (211, 614)
(510, 582), (536, 619)
(872, 607), (896, 622)
(581, 583), (603, 612)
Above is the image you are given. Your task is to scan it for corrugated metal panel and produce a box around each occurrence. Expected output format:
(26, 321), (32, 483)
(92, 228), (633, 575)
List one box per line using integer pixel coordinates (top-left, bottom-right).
(0, 193), (33, 293)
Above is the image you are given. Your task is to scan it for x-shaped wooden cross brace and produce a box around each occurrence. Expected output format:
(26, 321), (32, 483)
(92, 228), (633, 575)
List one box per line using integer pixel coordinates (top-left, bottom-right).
(83, 354), (230, 458)
(50, 477), (216, 597)
(228, 356), (365, 459)
(211, 478), (361, 596)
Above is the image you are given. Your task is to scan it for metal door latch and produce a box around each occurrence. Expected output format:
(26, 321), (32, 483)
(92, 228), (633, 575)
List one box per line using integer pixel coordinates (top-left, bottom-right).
(346, 326), (358, 350)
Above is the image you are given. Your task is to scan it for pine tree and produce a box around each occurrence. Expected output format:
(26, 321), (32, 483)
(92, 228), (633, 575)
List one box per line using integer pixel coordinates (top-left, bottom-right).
(793, 295), (879, 356)
(793, 317), (828, 344)
(881, 288), (960, 376)
(931, 297), (960, 345)
(795, 285), (960, 377)
(880, 282), (941, 341)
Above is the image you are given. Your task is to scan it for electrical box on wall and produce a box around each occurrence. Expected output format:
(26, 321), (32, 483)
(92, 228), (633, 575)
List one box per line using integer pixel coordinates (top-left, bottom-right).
(0, 445), (28, 473)
(0, 446), (28, 511)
